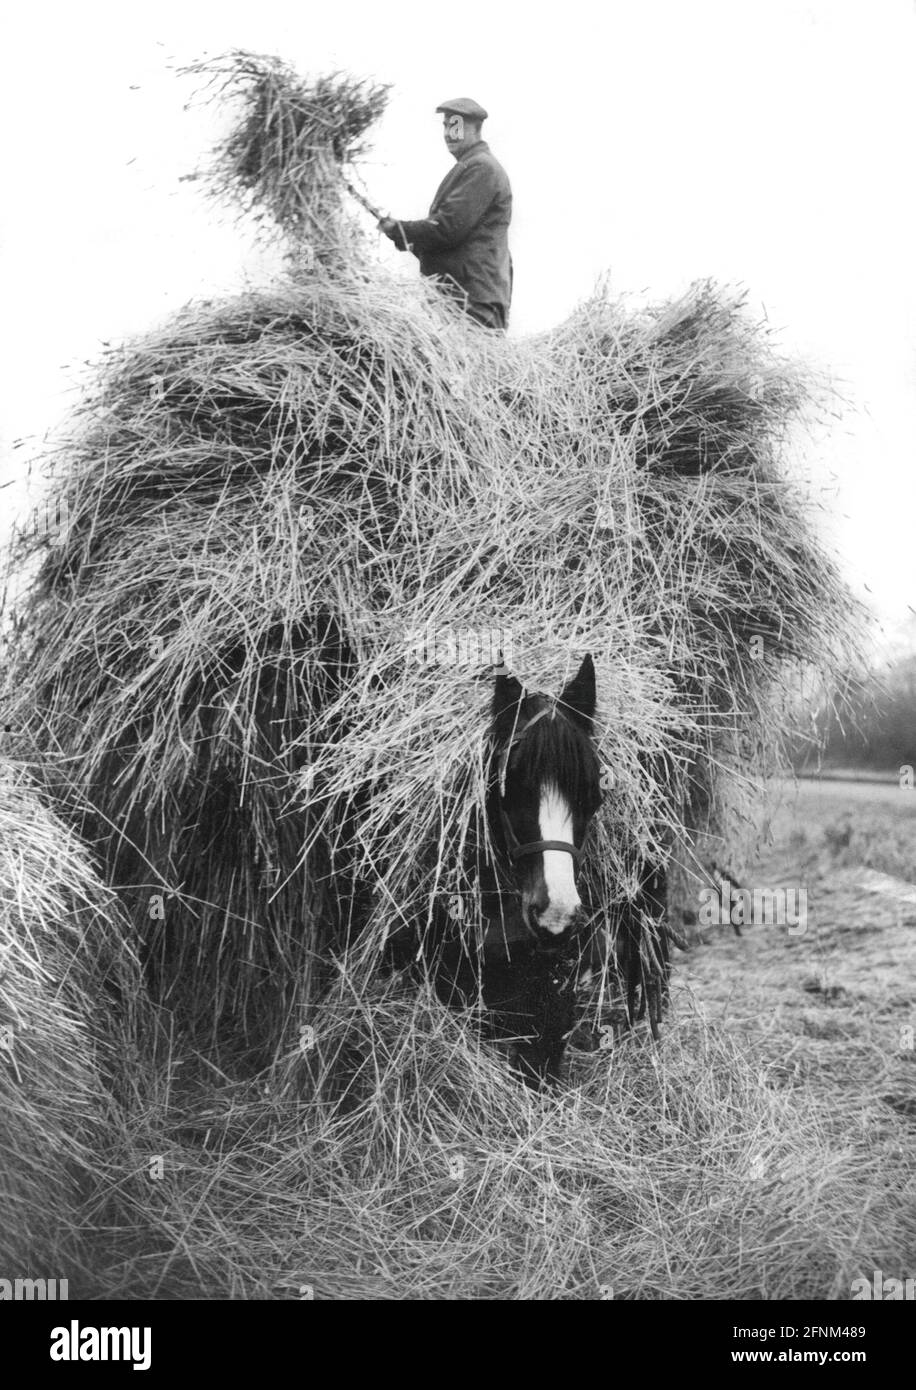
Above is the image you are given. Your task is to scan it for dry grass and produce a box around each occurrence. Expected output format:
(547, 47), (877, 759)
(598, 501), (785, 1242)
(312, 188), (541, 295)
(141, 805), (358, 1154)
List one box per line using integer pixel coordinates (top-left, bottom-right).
(681, 785), (916, 1297)
(183, 50), (389, 256)
(0, 57), (878, 1298)
(823, 809), (916, 883)
(3, 269), (863, 1054)
(3, 768), (906, 1300)
(0, 760), (142, 1272)
(76, 978), (878, 1300)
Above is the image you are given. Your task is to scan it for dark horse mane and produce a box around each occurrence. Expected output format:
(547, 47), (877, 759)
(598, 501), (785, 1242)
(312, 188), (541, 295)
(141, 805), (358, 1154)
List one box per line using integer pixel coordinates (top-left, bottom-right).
(490, 692), (602, 813)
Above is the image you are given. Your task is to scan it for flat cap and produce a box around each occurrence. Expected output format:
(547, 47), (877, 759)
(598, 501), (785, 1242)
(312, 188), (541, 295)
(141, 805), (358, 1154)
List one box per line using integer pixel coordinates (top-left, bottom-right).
(435, 97), (488, 121)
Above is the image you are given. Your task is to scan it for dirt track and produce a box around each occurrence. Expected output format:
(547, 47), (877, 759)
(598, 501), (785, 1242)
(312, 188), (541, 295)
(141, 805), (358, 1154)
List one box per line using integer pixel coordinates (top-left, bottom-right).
(680, 778), (916, 1268)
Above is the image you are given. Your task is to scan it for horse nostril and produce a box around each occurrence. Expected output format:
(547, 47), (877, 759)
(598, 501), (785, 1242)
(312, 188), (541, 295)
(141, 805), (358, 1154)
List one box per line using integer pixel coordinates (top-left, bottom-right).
(533, 930), (569, 961)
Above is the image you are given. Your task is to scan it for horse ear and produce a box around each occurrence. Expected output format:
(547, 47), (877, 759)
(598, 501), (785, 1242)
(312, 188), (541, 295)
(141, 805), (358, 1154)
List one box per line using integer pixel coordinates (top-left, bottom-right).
(559, 653), (596, 729)
(491, 668), (525, 723)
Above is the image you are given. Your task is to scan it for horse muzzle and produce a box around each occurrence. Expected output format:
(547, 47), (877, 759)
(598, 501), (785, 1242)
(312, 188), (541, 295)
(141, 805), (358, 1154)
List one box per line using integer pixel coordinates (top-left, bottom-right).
(524, 900), (584, 952)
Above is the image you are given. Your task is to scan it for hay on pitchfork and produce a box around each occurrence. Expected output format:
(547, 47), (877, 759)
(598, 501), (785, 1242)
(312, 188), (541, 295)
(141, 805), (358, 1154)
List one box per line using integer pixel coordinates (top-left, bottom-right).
(183, 50), (390, 257)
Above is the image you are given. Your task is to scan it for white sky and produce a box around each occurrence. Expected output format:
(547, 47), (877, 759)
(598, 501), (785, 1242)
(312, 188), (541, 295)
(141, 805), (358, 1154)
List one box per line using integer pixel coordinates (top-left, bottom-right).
(2, 0), (914, 652)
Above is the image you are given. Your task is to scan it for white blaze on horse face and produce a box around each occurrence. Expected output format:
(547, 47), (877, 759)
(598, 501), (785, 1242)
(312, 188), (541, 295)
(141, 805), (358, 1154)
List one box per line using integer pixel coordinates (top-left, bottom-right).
(537, 783), (581, 934)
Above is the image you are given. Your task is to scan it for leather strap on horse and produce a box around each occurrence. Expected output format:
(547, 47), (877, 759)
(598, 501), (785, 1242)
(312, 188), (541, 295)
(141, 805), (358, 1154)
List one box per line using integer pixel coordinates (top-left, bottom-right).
(509, 838), (583, 864)
(498, 806), (582, 865)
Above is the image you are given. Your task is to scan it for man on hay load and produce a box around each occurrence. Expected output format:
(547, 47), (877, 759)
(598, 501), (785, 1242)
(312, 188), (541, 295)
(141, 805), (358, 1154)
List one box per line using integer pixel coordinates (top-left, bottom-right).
(378, 97), (513, 331)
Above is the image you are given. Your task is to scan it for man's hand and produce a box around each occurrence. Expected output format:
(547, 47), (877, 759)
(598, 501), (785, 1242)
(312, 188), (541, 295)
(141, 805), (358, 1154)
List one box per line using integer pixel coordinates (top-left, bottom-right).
(378, 216), (407, 250)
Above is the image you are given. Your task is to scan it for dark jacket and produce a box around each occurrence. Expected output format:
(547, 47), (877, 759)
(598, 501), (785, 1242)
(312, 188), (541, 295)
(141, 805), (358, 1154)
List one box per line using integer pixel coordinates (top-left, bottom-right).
(396, 141), (512, 325)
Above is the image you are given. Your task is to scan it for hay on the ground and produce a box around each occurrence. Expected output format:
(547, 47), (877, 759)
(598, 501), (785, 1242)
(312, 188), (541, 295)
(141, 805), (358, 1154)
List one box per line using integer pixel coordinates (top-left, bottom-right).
(0, 760), (141, 1269)
(75, 978), (884, 1299)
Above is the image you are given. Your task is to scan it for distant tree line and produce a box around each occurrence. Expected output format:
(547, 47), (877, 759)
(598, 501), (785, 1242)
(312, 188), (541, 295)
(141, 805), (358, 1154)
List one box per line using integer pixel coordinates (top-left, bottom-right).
(805, 655), (916, 771)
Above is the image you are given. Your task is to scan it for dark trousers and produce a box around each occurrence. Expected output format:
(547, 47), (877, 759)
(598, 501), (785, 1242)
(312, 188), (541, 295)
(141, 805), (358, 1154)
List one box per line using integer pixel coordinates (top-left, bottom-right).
(434, 273), (508, 331)
(467, 301), (508, 331)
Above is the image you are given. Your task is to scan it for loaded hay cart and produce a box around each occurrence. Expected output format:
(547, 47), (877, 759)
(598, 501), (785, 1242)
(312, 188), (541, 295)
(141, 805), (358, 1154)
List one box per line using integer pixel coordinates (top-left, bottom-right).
(0, 52), (865, 1296)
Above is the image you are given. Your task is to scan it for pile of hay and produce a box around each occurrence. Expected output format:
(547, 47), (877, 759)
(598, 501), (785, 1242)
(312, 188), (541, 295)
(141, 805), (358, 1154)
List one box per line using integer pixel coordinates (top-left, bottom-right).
(2, 52), (862, 1057)
(0, 760), (141, 1270)
(71, 980), (880, 1299)
(0, 53), (872, 1297)
(4, 261), (859, 1053)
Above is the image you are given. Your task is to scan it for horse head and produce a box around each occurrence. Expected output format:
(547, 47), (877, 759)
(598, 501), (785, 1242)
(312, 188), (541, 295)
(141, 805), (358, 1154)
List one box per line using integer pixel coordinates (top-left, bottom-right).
(488, 655), (602, 951)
